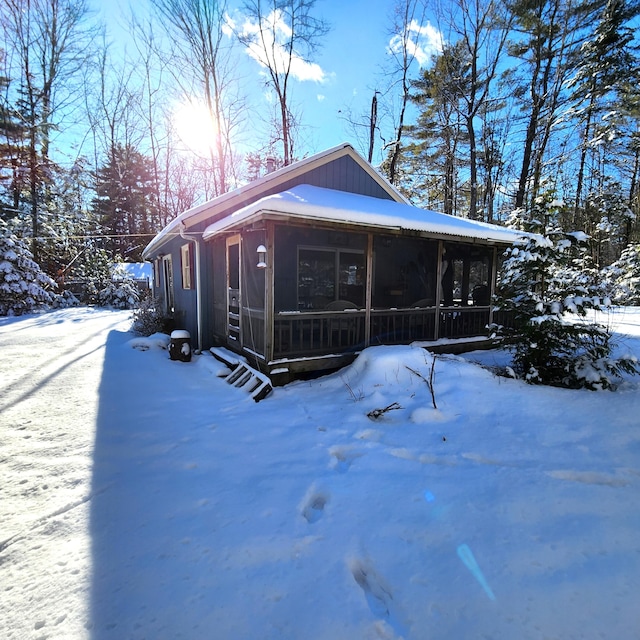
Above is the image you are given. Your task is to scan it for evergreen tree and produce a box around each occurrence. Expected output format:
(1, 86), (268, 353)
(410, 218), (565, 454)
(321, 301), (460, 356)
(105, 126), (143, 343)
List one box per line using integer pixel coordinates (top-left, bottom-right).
(568, 0), (640, 221)
(0, 70), (28, 219)
(506, 0), (584, 211)
(0, 218), (55, 315)
(582, 177), (636, 267)
(401, 42), (470, 213)
(496, 192), (638, 389)
(600, 243), (640, 304)
(92, 144), (159, 262)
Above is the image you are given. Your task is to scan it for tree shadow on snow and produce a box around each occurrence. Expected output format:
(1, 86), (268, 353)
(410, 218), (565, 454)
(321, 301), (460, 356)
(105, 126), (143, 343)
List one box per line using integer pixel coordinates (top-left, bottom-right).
(89, 328), (221, 639)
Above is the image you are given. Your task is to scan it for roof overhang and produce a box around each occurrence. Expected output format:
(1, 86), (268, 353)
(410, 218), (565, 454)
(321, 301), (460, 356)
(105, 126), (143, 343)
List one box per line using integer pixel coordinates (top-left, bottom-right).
(203, 184), (530, 246)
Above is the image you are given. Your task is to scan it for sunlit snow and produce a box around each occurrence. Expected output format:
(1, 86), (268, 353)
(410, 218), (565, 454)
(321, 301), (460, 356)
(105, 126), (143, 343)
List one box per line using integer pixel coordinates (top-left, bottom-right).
(2, 307), (640, 639)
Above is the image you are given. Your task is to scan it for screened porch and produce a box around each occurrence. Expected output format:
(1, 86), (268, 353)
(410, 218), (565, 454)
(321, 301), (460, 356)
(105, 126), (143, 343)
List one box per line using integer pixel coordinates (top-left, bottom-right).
(269, 225), (499, 361)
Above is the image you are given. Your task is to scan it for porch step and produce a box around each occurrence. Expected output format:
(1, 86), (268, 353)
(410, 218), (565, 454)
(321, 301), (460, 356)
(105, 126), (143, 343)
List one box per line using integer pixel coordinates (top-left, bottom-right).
(210, 346), (245, 368)
(210, 348), (272, 402)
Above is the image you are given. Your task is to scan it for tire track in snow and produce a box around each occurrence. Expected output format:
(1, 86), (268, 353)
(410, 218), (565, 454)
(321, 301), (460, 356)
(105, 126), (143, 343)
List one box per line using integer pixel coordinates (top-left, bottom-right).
(0, 343), (106, 412)
(0, 484), (112, 554)
(0, 317), (124, 411)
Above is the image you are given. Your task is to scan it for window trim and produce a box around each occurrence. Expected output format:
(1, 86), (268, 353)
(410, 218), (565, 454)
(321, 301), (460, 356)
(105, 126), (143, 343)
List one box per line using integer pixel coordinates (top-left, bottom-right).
(180, 243), (194, 290)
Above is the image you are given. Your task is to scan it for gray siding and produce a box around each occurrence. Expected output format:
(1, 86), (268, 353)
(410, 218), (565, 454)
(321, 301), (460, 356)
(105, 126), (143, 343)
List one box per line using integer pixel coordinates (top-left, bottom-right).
(209, 236), (227, 347)
(274, 155), (394, 200)
(162, 235), (198, 341)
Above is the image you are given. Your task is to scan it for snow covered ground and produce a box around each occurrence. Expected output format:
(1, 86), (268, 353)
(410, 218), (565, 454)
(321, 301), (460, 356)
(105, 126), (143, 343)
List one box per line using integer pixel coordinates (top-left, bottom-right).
(2, 307), (640, 640)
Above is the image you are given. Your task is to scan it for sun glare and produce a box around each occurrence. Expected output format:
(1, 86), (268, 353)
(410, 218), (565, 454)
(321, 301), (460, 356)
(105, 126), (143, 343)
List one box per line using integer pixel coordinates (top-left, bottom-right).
(174, 100), (219, 156)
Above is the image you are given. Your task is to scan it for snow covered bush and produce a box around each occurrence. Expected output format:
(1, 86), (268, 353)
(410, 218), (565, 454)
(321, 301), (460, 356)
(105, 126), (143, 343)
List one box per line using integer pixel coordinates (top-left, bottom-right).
(600, 244), (640, 305)
(72, 247), (113, 304)
(0, 219), (56, 316)
(131, 294), (174, 336)
(51, 289), (81, 309)
(97, 278), (140, 310)
(495, 198), (638, 390)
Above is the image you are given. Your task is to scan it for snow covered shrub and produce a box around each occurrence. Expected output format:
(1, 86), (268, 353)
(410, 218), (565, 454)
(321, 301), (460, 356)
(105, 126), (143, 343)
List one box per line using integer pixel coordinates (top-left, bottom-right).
(0, 219), (56, 316)
(51, 289), (81, 309)
(74, 247), (113, 304)
(131, 293), (173, 335)
(600, 244), (640, 305)
(97, 278), (140, 309)
(495, 197), (638, 390)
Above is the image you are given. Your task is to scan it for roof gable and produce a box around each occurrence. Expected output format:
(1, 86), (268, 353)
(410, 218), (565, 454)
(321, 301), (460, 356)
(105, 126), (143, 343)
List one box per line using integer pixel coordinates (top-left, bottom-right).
(143, 143), (404, 259)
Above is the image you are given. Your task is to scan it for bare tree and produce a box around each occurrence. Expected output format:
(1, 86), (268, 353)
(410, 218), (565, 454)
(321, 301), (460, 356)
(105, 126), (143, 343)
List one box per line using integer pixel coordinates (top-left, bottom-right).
(148, 0), (246, 196)
(235, 0), (329, 165)
(436, 0), (512, 220)
(383, 0), (434, 185)
(128, 15), (174, 228)
(87, 36), (145, 159)
(1, 0), (94, 260)
(336, 90), (381, 164)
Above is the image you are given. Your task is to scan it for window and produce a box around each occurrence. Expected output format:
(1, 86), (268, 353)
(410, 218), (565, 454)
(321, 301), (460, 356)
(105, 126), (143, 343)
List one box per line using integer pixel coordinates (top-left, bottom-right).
(298, 247), (364, 310)
(163, 255), (174, 314)
(372, 236), (438, 309)
(441, 244), (492, 306)
(181, 244), (193, 290)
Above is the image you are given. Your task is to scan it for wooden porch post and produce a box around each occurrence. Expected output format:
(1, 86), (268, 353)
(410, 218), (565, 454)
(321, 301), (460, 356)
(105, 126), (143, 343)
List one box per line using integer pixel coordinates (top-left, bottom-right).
(489, 245), (497, 327)
(434, 240), (443, 340)
(264, 221), (275, 363)
(462, 256), (471, 306)
(364, 232), (373, 346)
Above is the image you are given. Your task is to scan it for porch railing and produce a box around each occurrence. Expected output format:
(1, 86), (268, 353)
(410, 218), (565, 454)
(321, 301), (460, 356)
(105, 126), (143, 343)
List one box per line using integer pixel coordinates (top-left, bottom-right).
(370, 308), (437, 345)
(272, 306), (495, 360)
(274, 311), (366, 359)
(438, 306), (491, 339)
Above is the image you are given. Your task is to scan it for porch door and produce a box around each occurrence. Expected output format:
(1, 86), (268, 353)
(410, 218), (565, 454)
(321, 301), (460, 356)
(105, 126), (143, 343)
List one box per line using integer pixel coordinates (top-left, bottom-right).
(162, 255), (174, 314)
(226, 235), (241, 345)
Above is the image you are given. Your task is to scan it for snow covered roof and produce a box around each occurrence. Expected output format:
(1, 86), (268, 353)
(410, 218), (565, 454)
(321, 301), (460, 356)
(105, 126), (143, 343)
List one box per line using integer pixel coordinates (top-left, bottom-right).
(203, 184), (528, 245)
(142, 143), (405, 260)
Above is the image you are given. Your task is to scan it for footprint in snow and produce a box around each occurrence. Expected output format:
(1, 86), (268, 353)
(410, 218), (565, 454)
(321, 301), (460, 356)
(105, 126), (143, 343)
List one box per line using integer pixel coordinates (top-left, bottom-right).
(328, 445), (363, 473)
(301, 490), (329, 524)
(348, 557), (408, 638)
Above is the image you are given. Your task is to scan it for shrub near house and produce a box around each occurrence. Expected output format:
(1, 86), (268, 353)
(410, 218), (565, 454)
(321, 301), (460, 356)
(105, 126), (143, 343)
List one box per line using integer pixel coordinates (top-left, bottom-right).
(495, 205), (638, 389)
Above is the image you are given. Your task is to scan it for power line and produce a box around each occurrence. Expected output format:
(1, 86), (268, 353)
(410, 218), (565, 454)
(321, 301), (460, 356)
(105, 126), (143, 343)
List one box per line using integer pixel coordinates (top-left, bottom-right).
(19, 232), (163, 241)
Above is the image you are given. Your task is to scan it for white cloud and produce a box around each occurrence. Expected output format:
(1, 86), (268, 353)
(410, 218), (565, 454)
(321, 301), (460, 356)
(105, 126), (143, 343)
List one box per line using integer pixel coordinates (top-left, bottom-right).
(222, 13), (235, 38)
(388, 20), (444, 67)
(236, 9), (328, 83)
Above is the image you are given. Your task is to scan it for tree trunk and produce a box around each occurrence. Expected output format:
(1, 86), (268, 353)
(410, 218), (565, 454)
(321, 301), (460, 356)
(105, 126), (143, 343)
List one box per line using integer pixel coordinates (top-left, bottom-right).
(574, 92), (596, 223)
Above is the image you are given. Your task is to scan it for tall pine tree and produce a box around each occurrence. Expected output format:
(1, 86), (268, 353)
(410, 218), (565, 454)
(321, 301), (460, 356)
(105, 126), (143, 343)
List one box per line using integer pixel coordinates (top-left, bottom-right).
(568, 0), (640, 223)
(0, 72), (28, 219)
(92, 145), (159, 262)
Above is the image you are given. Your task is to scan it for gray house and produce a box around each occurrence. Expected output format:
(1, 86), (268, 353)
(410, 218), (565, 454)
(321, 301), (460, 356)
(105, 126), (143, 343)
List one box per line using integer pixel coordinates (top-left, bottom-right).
(142, 143), (523, 384)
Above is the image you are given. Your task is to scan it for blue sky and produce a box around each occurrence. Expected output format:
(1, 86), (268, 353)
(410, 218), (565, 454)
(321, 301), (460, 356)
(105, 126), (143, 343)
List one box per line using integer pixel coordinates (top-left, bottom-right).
(295, 0), (398, 153)
(97, 0), (442, 163)
(237, 0), (443, 160)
